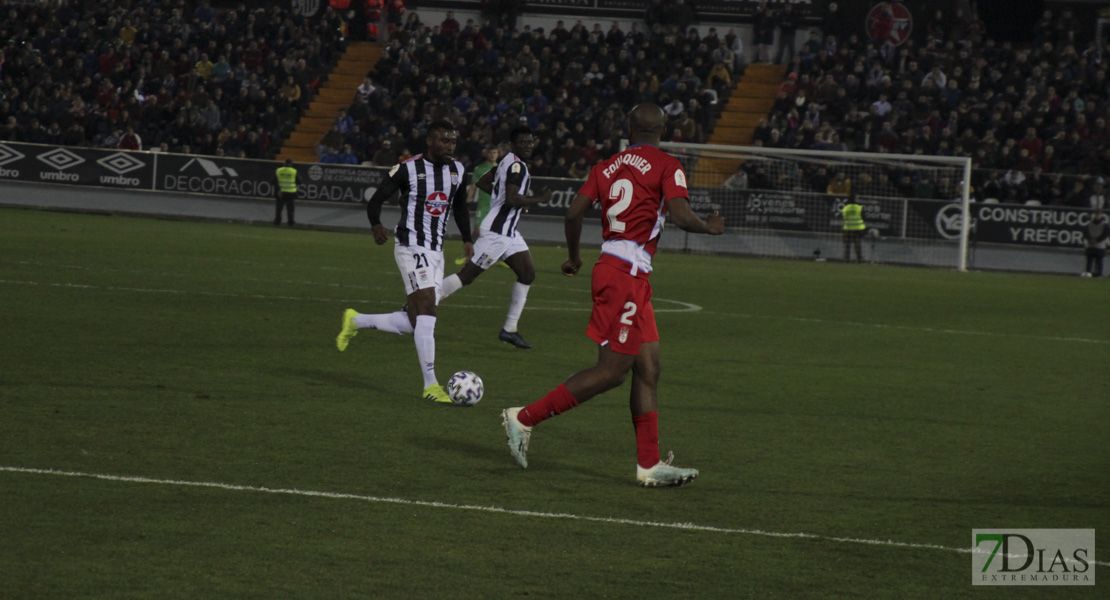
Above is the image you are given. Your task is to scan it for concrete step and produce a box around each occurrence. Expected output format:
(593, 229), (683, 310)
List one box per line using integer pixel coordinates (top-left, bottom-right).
(308, 100), (349, 115)
(719, 97), (775, 112)
(732, 82), (780, 98)
(742, 63), (788, 83)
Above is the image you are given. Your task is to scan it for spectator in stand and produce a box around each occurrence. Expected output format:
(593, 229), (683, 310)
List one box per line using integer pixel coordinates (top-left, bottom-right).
(724, 164), (749, 190)
(822, 2), (846, 42)
(334, 109), (354, 135)
(645, 0), (668, 29)
(775, 3), (799, 66)
(319, 146), (341, 164)
(337, 144), (360, 165)
(372, 139), (398, 166)
(118, 125), (142, 151)
(755, 7), (777, 64)
(567, 156), (590, 180)
(827, 171), (851, 195)
(440, 11), (461, 37)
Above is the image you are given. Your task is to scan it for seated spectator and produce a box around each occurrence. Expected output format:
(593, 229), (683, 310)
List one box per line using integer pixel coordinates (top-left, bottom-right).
(118, 125), (142, 150)
(724, 165), (749, 190)
(827, 171), (851, 195)
(319, 146), (341, 164)
(372, 139), (398, 166)
(337, 144), (360, 165)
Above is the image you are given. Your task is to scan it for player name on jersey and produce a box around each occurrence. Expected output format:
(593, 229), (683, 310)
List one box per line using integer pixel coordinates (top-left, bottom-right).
(602, 152), (653, 179)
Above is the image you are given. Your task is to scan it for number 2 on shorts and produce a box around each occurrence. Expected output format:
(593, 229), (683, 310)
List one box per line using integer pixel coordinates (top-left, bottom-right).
(619, 301), (637, 325)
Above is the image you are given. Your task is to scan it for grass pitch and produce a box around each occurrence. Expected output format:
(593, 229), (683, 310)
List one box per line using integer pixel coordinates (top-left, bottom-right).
(1, 207), (1106, 599)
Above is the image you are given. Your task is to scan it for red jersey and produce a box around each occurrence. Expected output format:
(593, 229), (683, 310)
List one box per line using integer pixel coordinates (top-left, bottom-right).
(577, 144), (689, 265)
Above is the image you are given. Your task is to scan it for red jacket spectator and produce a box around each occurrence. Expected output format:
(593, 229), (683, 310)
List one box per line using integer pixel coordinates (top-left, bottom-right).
(118, 127), (142, 150)
(440, 11), (460, 36)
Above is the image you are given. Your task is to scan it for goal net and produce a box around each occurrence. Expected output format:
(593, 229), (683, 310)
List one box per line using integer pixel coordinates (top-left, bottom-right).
(658, 142), (973, 271)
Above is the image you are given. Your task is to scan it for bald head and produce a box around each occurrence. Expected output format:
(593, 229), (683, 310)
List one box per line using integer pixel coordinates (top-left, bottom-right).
(628, 103), (666, 145)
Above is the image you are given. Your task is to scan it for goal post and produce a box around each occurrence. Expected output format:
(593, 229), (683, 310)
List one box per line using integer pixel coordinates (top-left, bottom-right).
(659, 142), (973, 271)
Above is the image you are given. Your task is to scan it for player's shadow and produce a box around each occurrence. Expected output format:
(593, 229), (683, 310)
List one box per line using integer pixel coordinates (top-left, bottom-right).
(408, 434), (623, 483)
(281, 367), (392, 394)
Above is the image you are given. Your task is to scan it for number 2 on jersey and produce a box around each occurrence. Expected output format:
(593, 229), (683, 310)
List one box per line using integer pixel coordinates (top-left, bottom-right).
(607, 178), (633, 233)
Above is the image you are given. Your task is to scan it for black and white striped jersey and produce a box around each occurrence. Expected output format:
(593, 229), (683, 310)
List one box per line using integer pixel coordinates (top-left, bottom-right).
(481, 151), (530, 237)
(379, 154), (469, 251)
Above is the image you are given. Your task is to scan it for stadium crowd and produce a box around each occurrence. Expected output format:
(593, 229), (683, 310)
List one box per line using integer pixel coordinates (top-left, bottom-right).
(753, 6), (1110, 207)
(339, 7), (741, 174)
(0, 0), (345, 158)
(1, 0), (1108, 210)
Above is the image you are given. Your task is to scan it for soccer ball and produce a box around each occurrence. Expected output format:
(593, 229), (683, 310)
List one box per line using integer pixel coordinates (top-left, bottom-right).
(447, 371), (484, 406)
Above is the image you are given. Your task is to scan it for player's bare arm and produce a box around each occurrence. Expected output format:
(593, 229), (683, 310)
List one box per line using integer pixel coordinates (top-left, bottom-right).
(506, 185), (553, 208)
(562, 192), (592, 276)
(666, 196), (725, 235)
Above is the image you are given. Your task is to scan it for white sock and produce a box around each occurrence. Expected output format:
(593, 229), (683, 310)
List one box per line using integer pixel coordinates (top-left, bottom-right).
(414, 315), (437, 387)
(503, 282), (530, 332)
(354, 311), (413, 335)
(440, 273), (464, 301)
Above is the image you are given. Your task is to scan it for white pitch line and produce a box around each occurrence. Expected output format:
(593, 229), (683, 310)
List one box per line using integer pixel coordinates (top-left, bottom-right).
(3, 277), (1107, 341)
(0, 278), (701, 313)
(7, 466), (1103, 565)
(714, 311), (1110, 345)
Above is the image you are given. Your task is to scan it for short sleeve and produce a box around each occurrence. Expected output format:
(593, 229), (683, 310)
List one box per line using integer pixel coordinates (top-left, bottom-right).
(388, 162), (410, 193)
(661, 158), (689, 201)
(577, 164), (601, 201)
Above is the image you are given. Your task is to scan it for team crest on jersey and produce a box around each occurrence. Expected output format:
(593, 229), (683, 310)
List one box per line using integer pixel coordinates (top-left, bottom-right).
(619, 326), (629, 344)
(450, 172), (460, 185)
(425, 191), (449, 215)
(674, 170), (688, 189)
(419, 270), (428, 282)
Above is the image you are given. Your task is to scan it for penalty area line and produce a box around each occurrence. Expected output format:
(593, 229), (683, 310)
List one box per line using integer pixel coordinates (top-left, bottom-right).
(7, 466), (1102, 565)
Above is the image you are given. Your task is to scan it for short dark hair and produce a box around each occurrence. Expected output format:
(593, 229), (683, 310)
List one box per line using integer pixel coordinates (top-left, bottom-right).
(509, 126), (533, 143)
(427, 119), (456, 137)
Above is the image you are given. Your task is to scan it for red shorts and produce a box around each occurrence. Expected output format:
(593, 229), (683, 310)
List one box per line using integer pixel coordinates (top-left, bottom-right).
(585, 255), (658, 355)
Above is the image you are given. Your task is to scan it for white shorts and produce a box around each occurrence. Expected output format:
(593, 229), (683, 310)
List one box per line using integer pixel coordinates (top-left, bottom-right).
(394, 243), (444, 298)
(471, 229), (529, 270)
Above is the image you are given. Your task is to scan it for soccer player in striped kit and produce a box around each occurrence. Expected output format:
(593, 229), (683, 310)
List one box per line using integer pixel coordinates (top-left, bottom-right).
(501, 104), (724, 486)
(336, 120), (474, 404)
(439, 126), (552, 349)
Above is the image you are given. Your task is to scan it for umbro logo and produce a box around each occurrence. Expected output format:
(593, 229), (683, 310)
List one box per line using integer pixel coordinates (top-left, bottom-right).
(0, 144), (25, 167)
(417, 174), (426, 179)
(38, 148), (85, 170)
(97, 152), (146, 175)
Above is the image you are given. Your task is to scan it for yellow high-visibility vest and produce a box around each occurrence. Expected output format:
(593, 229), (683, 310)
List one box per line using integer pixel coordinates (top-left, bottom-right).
(842, 203), (865, 231)
(276, 166), (298, 193)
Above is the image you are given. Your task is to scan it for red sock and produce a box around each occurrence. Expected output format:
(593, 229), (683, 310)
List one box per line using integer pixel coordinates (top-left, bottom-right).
(518, 384), (579, 427)
(632, 411), (660, 469)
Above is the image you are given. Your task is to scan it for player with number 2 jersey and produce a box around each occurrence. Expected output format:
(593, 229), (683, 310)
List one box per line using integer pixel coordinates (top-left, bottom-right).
(501, 103), (724, 487)
(576, 143), (689, 353)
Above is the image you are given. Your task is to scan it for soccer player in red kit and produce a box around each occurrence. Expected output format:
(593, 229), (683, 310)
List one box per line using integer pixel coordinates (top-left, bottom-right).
(501, 103), (725, 486)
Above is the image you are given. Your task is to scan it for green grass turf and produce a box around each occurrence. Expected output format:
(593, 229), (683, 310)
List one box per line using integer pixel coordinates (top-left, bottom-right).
(0, 207), (1106, 599)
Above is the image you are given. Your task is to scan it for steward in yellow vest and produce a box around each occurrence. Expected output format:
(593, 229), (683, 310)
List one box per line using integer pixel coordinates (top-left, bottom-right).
(841, 195), (865, 262)
(274, 158), (300, 226)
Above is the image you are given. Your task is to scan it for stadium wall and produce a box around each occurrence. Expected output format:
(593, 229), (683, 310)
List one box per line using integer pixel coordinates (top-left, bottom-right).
(0, 141), (1090, 276)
